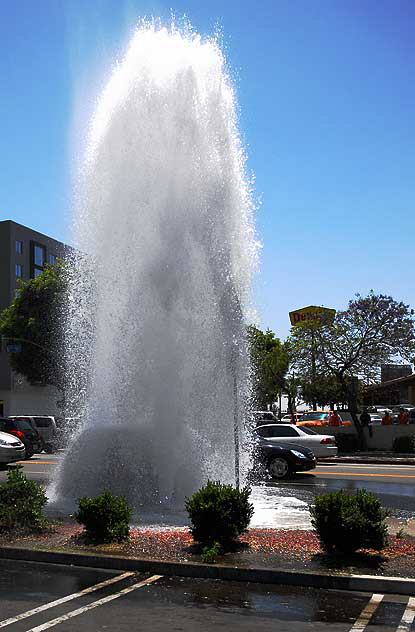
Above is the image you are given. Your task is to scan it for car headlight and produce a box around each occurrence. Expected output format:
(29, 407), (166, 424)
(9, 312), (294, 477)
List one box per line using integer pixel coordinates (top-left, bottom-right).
(0, 438), (12, 446)
(290, 449), (307, 459)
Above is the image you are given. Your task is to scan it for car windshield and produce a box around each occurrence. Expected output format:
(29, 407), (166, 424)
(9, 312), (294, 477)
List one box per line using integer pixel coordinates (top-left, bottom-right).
(299, 426), (317, 435)
(301, 413), (329, 421)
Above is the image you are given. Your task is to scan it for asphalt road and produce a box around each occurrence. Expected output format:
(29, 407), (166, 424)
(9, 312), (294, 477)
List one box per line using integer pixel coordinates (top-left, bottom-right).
(0, 454), (414, 528)
(0, 559), (413, 632)
(5, 454), (415, 485)
(268, 462), (415, 518)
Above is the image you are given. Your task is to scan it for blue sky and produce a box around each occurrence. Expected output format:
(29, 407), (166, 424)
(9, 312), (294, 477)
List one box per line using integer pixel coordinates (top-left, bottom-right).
(1, 0), (414, 339)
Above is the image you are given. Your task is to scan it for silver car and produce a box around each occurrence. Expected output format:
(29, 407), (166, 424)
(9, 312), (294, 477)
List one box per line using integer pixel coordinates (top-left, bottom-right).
(254, 424), (338, 458)
(0, 430), (25, 465)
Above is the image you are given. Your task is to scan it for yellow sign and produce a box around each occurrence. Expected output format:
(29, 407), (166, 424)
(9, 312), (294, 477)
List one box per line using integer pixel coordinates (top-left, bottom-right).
(289, 305), (336, 327)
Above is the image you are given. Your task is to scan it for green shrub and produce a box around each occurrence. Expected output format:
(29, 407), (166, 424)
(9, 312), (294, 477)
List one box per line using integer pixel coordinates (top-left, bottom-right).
(310, 489), (388, 554)
(393, 436), (415, 454)
(185, 480), (254, 548)
(201, 541), (222, 563)
(74, 491), (132, 543)
(335, 434), (359, 454)
(0, 466), (48, 533)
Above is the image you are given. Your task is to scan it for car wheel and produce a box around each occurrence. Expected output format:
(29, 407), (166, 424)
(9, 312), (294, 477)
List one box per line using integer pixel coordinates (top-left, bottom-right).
(268, 457), (290, 479)
(24, 446), (34, 460)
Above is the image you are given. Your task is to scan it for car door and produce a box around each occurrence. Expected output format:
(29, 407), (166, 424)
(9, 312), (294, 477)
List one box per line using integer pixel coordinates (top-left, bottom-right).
(260, 425), (308, 447)
(33, 417), (55, 442)
(261, 424), (329, 455)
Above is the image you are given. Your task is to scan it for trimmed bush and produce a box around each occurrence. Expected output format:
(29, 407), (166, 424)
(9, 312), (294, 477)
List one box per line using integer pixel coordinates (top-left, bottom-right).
(335, 433), (359, 454)
(185, 480), (254, 548)
(74, 491), (132, 543)
(393, 435), (415, 454)
(310, 489), (388, 554)
(0, 466), (48, 533)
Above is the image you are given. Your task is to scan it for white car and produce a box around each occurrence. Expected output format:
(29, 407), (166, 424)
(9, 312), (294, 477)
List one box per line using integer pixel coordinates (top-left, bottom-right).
(254, 424), (338, 458)
(369, 414), (383, 425)
(253, 411), (277, 424)
(0, 430), (25, 466)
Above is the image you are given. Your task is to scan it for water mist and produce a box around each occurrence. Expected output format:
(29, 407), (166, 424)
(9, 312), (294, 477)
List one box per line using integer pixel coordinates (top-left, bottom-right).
(51, 23), (257, 512)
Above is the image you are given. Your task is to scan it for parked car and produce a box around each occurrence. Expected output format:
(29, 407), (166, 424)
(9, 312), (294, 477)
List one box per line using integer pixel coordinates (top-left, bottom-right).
(254, 423), (338, 458)
(8, 416), (58, 453)
(297, 411), (352, 428)
(0, 417), (42, 459)
(371, 407), (393, 417)
(280, 413), (303, 424)
(391, 404), (412, 413)
(253, 439), (316, 479)
(0, 430), (25, 466)
(253, 411), (277, 425)
(369, 414), (383, 425)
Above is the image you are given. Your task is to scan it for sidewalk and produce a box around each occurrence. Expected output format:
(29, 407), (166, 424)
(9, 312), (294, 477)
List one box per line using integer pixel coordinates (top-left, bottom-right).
(323, 452), (415, 465)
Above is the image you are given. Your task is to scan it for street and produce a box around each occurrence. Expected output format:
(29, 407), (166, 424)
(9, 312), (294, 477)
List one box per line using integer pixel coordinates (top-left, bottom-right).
(1, 455), (415, 527)
(0, 458), (415, 631)
(0, 559), (414, 632)
(268, 462), (415, 518)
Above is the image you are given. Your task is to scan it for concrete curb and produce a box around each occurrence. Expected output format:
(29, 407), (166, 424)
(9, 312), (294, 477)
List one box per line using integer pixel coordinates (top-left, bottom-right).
(1, 546), (414, 596)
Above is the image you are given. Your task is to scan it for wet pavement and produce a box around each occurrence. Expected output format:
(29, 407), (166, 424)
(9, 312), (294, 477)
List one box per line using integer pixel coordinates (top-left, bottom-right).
(1, 457), (415, 529)
(0, 559), (413, 631)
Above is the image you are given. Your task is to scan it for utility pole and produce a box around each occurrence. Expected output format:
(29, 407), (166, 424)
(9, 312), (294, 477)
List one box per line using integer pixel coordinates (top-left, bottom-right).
(311, 329), (317, 411)
(233, 371), (240, 489)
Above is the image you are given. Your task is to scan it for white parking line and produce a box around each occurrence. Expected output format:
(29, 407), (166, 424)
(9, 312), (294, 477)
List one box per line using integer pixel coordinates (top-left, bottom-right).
(0, 572), (133, 629)
(397, 597), (415, 631)
(349, 593), (383, 631)
(24, 575), (162, 632)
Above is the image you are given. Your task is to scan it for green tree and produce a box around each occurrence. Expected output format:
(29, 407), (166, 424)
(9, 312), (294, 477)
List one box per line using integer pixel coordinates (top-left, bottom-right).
(247, 325), (289, 410)
(0, 260), (68, 393)
(288, 292), (415, 444)
(284, 373), (301, 415)
(299, 373), (348, 410)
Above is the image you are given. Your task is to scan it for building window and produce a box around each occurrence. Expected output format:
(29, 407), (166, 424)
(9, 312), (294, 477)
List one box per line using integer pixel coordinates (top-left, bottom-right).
(15, 264), (22, 278)
(15, 240), (23, 254)
(30, 241), (46, 278)
(34, 245), (45, 267)
(49, 254), (56, 265)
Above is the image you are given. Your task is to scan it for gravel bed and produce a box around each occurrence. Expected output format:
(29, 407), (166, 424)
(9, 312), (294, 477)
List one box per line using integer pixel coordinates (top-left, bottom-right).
(2, 523), (415, 578)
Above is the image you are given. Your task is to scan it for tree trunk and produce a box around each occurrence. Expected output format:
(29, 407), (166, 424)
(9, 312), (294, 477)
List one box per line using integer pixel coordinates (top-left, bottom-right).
(341, 378), (367, 450)
(287, 391), (296, 415)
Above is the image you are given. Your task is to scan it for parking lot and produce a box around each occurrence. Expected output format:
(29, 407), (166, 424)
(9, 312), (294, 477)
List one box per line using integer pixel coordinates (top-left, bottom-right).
(0, 559), (414, 632)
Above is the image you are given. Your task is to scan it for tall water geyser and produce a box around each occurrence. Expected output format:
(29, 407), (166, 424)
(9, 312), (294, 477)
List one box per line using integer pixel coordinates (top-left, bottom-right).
(52, 23), (257, 511)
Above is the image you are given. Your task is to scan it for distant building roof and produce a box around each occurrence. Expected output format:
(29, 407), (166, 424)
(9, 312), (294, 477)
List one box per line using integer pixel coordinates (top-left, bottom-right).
(365, 373), (415, 391)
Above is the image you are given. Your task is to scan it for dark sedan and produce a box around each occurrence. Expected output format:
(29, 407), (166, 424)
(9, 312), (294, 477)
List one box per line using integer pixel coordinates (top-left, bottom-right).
(0, 417), (42, 459)
(253, 439), (316, 479)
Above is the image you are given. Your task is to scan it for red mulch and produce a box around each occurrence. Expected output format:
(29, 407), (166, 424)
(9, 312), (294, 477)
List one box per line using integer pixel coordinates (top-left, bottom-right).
(6, 524), (415, 563)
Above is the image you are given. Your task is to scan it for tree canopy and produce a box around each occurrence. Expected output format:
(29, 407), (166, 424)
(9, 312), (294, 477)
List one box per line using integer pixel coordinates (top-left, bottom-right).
(287, 292), (415, 437)
(0, 260), (68, 392)
(247, 325), (289, 410)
